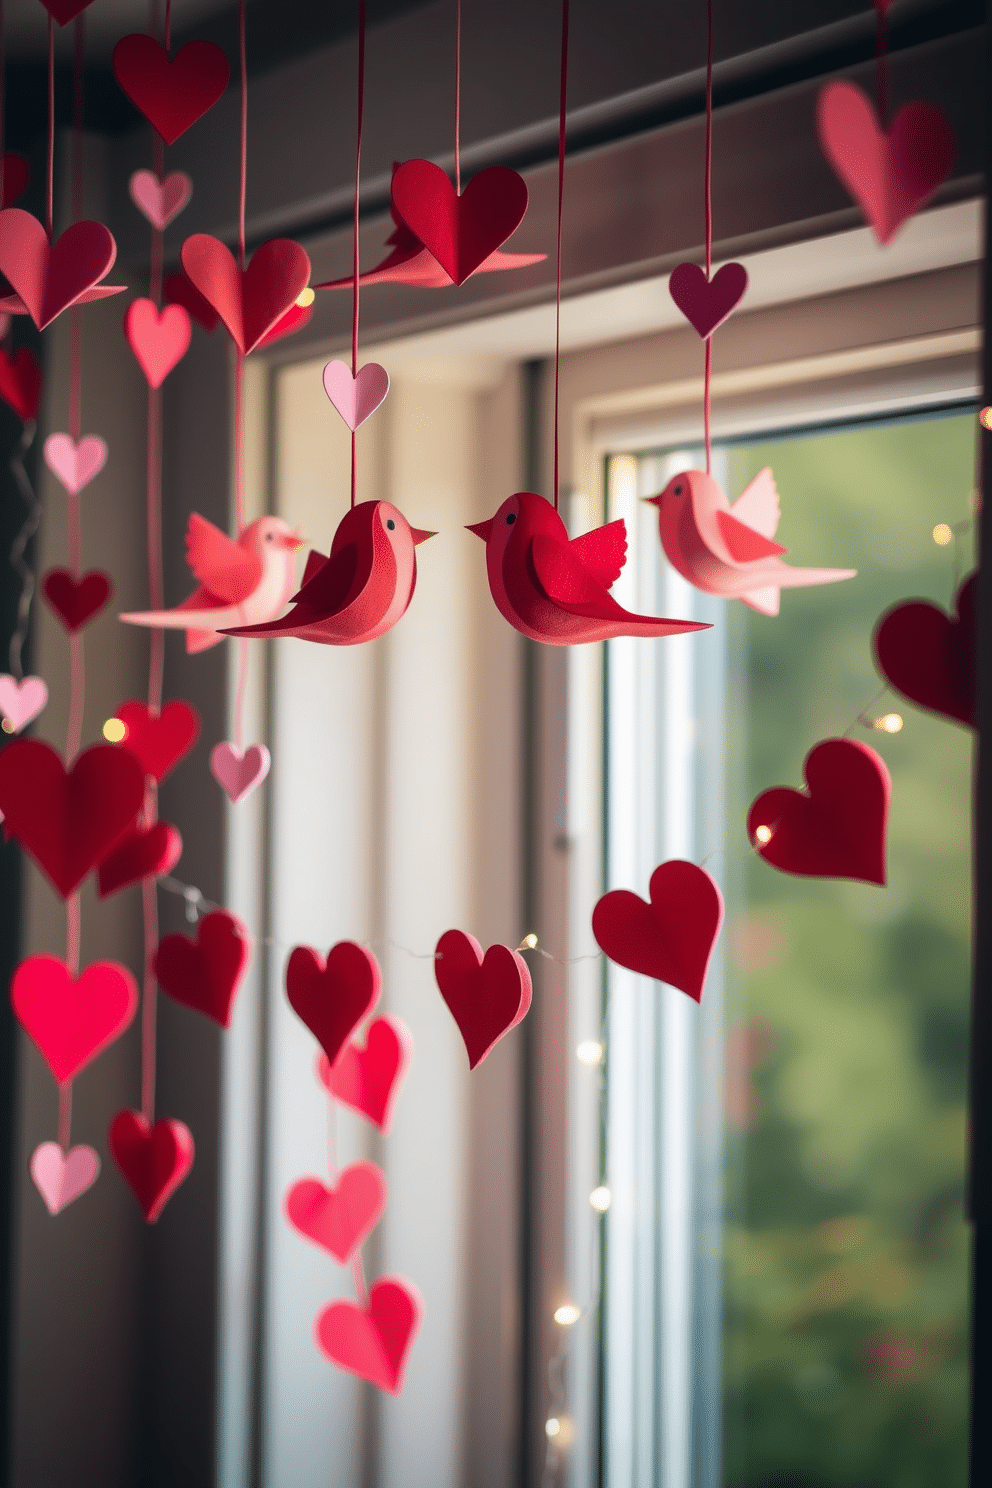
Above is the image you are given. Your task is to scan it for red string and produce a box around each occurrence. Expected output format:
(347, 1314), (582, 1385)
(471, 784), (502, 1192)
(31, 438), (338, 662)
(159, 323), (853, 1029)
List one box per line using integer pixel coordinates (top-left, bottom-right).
(68, 19), (85, 443)
(62, 890), (79, 1147)
(238, 0), (247, 270)
(235, 350), (246, 535)
(703, 0), (713, 476)
(350, 0), (366, 510)
(876, 4), (888, 124)
(0, 0), (6, 207)
(141, 876), (158, 1121)
(234, 637), (248, 751)
(454, 0), (461, 195)
(552, 0), (569, 513)
(46, 15), (54, 239)
(165, 0), (171, 52)
(58, 1085), (72, 1151)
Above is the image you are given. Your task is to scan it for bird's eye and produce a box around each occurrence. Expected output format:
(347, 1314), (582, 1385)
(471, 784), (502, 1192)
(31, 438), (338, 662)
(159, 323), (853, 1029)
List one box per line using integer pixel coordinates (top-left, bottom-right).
(673, 484), (684, 496)
(506, 512), (516, 525)
(387, 518), (396, 530)
(265, 533), (273, 541)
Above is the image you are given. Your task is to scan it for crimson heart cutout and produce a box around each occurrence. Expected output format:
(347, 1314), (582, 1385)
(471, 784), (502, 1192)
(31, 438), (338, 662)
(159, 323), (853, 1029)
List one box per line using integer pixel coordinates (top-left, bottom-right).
(0, 347), (43, 422)
(1, 154), (30, 208)
(113, 36), (231, 145)
(11, 954), (138, 1084)
(592, 860), (724, 1004)
(433, 929), (532, 1068)
(669, 261), (749, 339)
(42, 568), (112, 632)
(114, 700), (201, 782)
(124, 299), (192, 388)
(164, 271), (220, 331)
(0, 739), (145, 897)
(318, 1016), (413, 1135)
(154, 910), (251, 1029)
(254, 300), (313, 351)
(285, 942), (381, 1065)
(873, 574), (976, 728)
(37, 0), (97, 25)
(97, 820), (182, 898)
(316, 1278), (422, 1394)
(391, 160), (529, 285)
(0, 209), (118, 331)
(285, 1162), (387, 1262)
(108, 1111), (195, 1222)
(747, 737), (890, 885)
(180, 235), (311, 355)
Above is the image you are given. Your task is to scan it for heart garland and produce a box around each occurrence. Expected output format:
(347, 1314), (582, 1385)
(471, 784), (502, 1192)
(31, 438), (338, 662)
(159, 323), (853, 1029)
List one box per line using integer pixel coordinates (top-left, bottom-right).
(114, 700), (201, 782)
(669, 261), (749, 339)
(391, 161), (529, 286)
(42, 569), (113, 632)
(285, 942), (382, 1067)
(113, 37), (231, 145)
(124, 300), (192, 389)
(318, 1016), (414, 1135)
(30, 1142), (101, 1215)
(592, 860), (724, 1004)
(433, 929), (532, 1068)
(96, 821), (183, 898)
(11, 955), (138, 1084)
(43, 434), (109, 496)
(154, 910), (252, 1029)
(180, 235), (312, 356)
(0, 210), (122, 330)
(322, 361), (390, 432)
(873, 574), (976, 728)
(316, 1278), (422, 1394)
(0, 675), (48, 733)
(209, 742), (271, 804)
(286, 1163), (388, 1263)
(108, 1112), (195, 1222)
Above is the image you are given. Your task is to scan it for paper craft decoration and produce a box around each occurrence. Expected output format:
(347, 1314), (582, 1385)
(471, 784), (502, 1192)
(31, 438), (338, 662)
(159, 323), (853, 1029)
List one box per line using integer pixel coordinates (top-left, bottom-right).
(0, 675), (48, 733)
(30, 1142), (100, 1215)
(391, 161), (529, 286)
(11, 954), (138, 1083)
(114, 700), (201, 782)
(322, 361), (390, 431)
(209, 742), (271, 804)
(113, 37), (231, 145)
(0, 740), (146, 897)
(129, 170), (193, 231)
(165, 272), (220, 331)
(286, 1163), (387, 1262)
(124, 300), (192, 389)
(43, 568), (112, 631)
(433, 929), (532, 1068)
(467, 493), (708, 644)
(0, 347), (43, 421)
(873, 573), (976, 727)
(748, 737), (891, 885)
(43, 434), (109, 496)
(180, 236), (311, 355)
(1, 153), (30, 207)
(592, 860), (724, 1004)
(0, 211), (123, 329)
(647, 468), (856, 615)
(669, 261), (748, 339)
(318, 1016), (414, 1135)
(286, 942), (382, 1066)
(154, 910), (252, 1028)
(817, 82), (954, 244)
(36, 0), (98, 25)
(108, 1112), (195, 1222)
(317, 1278), (422, 1394)
(255, 301), (313, 350)
(96, 821), (182, 898)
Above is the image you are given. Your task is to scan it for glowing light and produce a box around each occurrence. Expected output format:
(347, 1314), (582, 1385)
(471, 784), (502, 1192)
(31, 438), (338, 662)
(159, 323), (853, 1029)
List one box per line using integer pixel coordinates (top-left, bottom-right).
(875, 713), (903, 734)
(0, 718), (14, 734)
(754, 824), (772, 846)
(576, 1039), (604, 1065)
(103, 718), (127, 742)
(295, 287), (315, 308)
(545, 1418), (561, 1439)
(521, 933), (539, 949)
(980, 406), (992, 432)
(932, 523), (953, 546)
(554, 1304), (582, 1327)
(590, 1185), (612, 1213)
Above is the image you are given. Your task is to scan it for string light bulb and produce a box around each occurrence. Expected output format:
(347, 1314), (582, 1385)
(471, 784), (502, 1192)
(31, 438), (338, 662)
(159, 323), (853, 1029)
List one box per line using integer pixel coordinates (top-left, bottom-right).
(980, 406), (992, 432)
(590, 1185), (612, 1213)
(0, 718), (14, 734)
(295, 287), (315, 308)
(874, 712), (903, 733)
(103, 718), (127, 742)
(932, 523), (953, 546)
(520, 933), (539, 950)
(554, 1304), (581, 1326)
(545, 1418), (561, 1439)
(576, 1039), (604, 1065)
(754, 824), (772, 846)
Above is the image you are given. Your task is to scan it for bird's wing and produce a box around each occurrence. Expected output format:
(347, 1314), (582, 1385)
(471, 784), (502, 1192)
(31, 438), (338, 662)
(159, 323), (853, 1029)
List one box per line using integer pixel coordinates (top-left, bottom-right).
(185, 513), (262, 603)
(728, 467), (781, 539)
(531, 533), (625, 617)
(716, 509), (789, 563)
(291, 542), (363, 614)
(569, 520), (628, 590)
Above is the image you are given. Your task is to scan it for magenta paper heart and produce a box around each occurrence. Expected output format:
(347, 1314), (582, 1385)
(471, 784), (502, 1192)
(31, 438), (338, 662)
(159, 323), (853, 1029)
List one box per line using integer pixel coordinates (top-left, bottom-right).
(321, 361), (390, 431)
(285, 1162), (387, 1262)
(11, 954), (138, 1084)
(669, 261), (748, 339)
(129, 169), (193, 231)
(210, 741), (271, 803)
(124, 299), (192, 388)
(0, 209), (119, 330)
(317, 1016), (413, 1136)
(43, 433), (108, 495)
(0, 675), (48, 732)
(317, 1277), (422, 1394)
(30, 1141), (100, 1215)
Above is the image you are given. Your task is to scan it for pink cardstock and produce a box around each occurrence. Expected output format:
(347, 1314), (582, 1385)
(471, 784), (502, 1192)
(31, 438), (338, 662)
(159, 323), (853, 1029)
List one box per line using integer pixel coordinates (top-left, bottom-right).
(592, 860), (724, 1003)
(11, 954), (138, 1084)
(319, 1016), (414, 1136)
(30, 1142), (101, 1215)
(0, 346), (43, 421)
(286, 942), (382, 1066)
(180, 234), (311, 355)
(391, 161), (529, 285)
(873, 573), (976, 728)
(43, 433), (108, 495)
(154, 910), (252, 1028)
(43, 567), (112, 632)
(114, 699), (201, 782)
(124, 299), (192, 388)
(96, 820), (182, 898)
(113, 36), (230, 145)
(108, 1111), (195, 1222)
(434, 929), (532, 1069)
(0, 209), (120, 330)
(316, 1277), (422, 1394)
(0, 674), (48, 732)
(209, 742), (271, 804)
(669, 261), (748, 339)
(129, 169), (193, 230)
(286, 1163), (387, 1262)
(322, 360), (390, 431)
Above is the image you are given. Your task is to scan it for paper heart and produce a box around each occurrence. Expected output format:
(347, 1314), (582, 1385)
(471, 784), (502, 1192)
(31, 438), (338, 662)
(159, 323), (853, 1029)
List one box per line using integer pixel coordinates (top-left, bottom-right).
(30, 1142), (101, 1215)
(37, 0), (98, 25)
(669, 261), (749, 339)
(108, 1111), (195, 1222)
(434, 929), (532, 1068)
(817, 82), (955, 245)
(209, 741), (271, 804)
(285, 1163), (387, 1262)
(0, 209), (119, 331)
(321, 361), (390, 431)
(113, 36), (230, 145)
(254, 300), (313, 350)
(0, 739), (145, 897)
(124, 299), (192, 388)
(181, 235), (311, 355)
(43, 433), (108, 495)
(11, 954), (138, 1083)
(592, 860), (724, 1004)
(0, 675), (48, 733)
(42, 568), (112, 632)
(316, 1278), (422, 1394)
(164, 272), (220, 331)
(154, 910), (251, 1028)
(0, 347), (43, 421)
(873, 574), (976, 728)
(319, 1016), (413, 1135)
(748, 737), (890, 885)
(1, 153), (30, 208)
(114, 700), (200, 782)
(129, 169), (193, 230)
(391, 160), (529, 285)
(286, 942), (381, 1066)
(97, 820), (182, 898)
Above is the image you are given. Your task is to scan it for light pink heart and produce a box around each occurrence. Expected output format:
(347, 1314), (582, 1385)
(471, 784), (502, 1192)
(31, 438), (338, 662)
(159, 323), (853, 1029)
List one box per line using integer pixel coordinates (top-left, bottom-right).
(30, 1141), (101, 1215)
(322, 360), (390, 431)
(210, 741), (271, 804)
(129, 169), (193, 231)
(43, 433), (109, 495)
(0, 674), (48, 732)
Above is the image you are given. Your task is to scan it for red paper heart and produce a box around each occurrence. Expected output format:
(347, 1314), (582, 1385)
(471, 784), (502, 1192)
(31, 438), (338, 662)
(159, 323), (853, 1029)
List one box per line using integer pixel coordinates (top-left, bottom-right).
(108, 1111), (195, 1222)
(154, 910), (251, 1029)
(669, 261), (749, 339)
(433, 929), (532, 1068)
(181, 235), (311, 355)
(285, 1162), (387, 1262)
(391, 161), (529, 285)
(97, 820), (182, 898)
(747, 737), (890, 885)
(1, 154), (30, 208)
(591, 860), (724, 1003)
(285, 942), (381, 1066)
(318, 1016), (413, 1135)
(316, 1278), (422, 1394)
(124, 298), (191, 388)
(42, 568), (112, 632)
(164, 271), (220, 331)
(37, 0), (98, 25)
(114, 700), (201, 782)
(0, 739), (145, 897)
(0, 347), (43, 422)
(11, 954), (138, 1084)
(0, 209), (118, 331)
(873, 574), (976, 728)
(113, 36), (230, 145)
(254, 300), (313, 350)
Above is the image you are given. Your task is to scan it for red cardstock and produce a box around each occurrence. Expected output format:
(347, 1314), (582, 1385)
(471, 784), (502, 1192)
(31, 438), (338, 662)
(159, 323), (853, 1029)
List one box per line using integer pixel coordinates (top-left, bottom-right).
(434, 929), (532, 1069)
(37, 0), (97, 25)
(254, 300), (313, 350)
(113, 36), (230, 145)
(114, 700), (201, 782)
(669, 261), (748, 339)
(108, 1111), (195, 1223)
(285, 1163), (387, 1262)
(592, 860), (724, 1004)
(0, 347), (43, 422)
(317, 1278), (422, 1394)
(42, 568), (112, 632)
(164, 271), (220, 331)
(154, 910), (252, 1029)
(1, 154), (30, 208)
(180, 235), (311, 355)
(124, 299), (192, 388)
(11, 954), (138, 1084)
(319, 1016), (413, 1135)
(96, 820), (182, 898)
(391, 161), (529, 285)
(286, 942), (382, 1066)
(0, 210), (119, 330)
(873, 574), (976, 728)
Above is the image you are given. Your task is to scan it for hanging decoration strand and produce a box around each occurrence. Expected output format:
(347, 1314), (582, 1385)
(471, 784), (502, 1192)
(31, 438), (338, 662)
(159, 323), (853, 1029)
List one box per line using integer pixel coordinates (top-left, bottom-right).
(65, 25), (86, 767)
(703, 0), (714, 476)
(8, 425), (41, 682)
(453, 0), (461, 195)
(46, 15), (54, 239)
(233, 0), (248, 536)
(140, 874), (158, 1121)
(0, 0), (6, 208)
(877, 2), (888, 125)
(350, 0), (367, 510)
(552, 0), (569, 513)
(238, 0), (247, 271)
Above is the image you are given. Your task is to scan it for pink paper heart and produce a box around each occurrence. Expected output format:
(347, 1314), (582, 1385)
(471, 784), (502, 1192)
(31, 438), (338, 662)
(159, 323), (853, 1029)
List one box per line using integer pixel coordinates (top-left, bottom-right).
(317, 1016), (413, 1135)
(317, 1277), (422, 1394)
(30, 1141), (100, 1215)
(285, 1163), (387, 1262)
(124, 299), (192, 388)
(210, 741), (271, 804)
(0, 208), (119, 330)
(0, 674), (48, 732)
(43, 433), (108, 495)
(321, 361), (390, 431)
(669, 261), (748, 339)
(129, 169), (193, 231)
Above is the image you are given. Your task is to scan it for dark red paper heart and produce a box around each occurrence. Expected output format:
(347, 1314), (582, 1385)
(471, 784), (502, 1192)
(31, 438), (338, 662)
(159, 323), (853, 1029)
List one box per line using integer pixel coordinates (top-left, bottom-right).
(154, 910), (251, 1029)
(592, 860), (724, 1003)
(1, 154), (30, 208)
(0, 210), (118, 331)
(669, 261), (749, 339)
(254, 300), (313, 350)
(747, 737), (890, 885)
(113, 36), (230, 145)
(11, 954), (138, 1084)
(164, 271), (220, 331)
(285, 942), (381, 1066)
(180, 235), (311, 354)
(318, 1016), (413, 1135)
(317, 1278), (422, 1394)
(37, 0), (98, 25)
(42, 568), (112, 632)
(391, 160), (529, 285)
(285, 1163), (387, 1262)
(114, 700), (200, 782)
(108, 1111), (195, 1222)
(0, 347), (43, 422)
(97, 821), (182, 898)
(433, 929), (532, 1068)
(873, 574), (976, 728)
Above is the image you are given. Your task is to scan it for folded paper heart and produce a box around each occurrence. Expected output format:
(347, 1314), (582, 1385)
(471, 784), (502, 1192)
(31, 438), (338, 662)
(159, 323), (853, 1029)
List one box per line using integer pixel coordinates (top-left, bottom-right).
(115, 700), (201, 782)
(285, 1163), (388, 1262)
(817, 82), (955, 245)
(0, 346), (43, 421)
(164, 272), (220, 331)
(592, 860), (724, 1004)
(747, 737), (890, 885)
(391, 160), (529, 285)
(254, 300), (313, 350)
(97, 820), (182, 898)
(286, 942), (381, 1066)
(316, 1277), (422, 1394)
(0, 674), (48, 733)
(42, 568), (112, 632)
(154, 909), (251, 1028)
(37, 0), (98, 25)
(113, 36), (230, 145)
(43, 433), (109, 495)
(0, 209), (120, 330)
(319, 1016), (413, 1135)
(209, 741), (271, 803)
(181, 235), (312, 355)
(322, 361), (390, 431)
(124, 299), (192, 388)
(873, 574), (976, 728)
(1, 153), (30, 207)
(108, 1111), (195, 1222)
(669, 261), (749, 339)
(433, 929), (532, 1068)
(129, 169), (193, 231)
(11, 954), (138, 1083)
(30, 1142), (101, 1215)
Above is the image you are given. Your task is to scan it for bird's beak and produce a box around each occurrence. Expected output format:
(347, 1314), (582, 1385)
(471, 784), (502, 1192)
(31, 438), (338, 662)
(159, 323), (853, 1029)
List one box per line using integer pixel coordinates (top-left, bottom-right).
(281, 528), (308, 550)
(466, 519), (494, 541)
(641, 495), (662, 508)
(411, 527), (437, 546)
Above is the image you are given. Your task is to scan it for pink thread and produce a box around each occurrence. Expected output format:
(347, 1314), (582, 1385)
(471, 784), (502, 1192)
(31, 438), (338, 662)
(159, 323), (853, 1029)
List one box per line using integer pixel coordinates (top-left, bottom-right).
(58, 1083), (72, 1151)
(353, 1252), (369, 1310)
(46, 15), (54, 239)
(350, 0), (366, 510)
(150, 140), (164, 308)
(141, 876), (158, 1122)
(552, 0), (569, 513)
(72, 16), (84, 220)
(238, 0), (247, 270)
(877, 4), (888, 125)
(65, 891), (80, 975)
(234, 637), (248, 751)
(164, 0), (171, 52)
(453, 0), (461, 196)
(66, 634), (84, 762)
(146, 388), (164, 713)
(703, 0), (713, 476)
(234, 351), (246, 535)
(327, 1089), (338, 1181)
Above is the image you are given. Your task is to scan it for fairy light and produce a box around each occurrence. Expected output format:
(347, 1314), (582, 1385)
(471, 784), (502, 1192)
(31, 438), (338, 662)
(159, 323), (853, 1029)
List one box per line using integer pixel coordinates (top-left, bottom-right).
(521, 933), (539, 949)
(1, 718), (14, 734)
(980, 406), (992, 431)
(545, 1417), (561, 1439)
(874, 712), (903, 734)
(554, 1304), (582, 1326)
(590, 1185), (612, 1213)
(576, 1039), (604, 1065)
(295, 286), (315, 308)
(754, 824), (772, 846)
(932, 523), (953, 546)
(103, 718), (127, 742)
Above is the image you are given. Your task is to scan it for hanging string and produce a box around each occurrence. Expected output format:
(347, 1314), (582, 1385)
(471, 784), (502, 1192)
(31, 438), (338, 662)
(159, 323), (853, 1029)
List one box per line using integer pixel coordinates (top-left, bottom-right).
(232, 0), (248, 540)
(234, 637), (248, 751)
(453, 0), (461, 195)
(702, 0), (714, 476)
(65, 21), (86, 767)
(0, 0), (6, 210)
(140, 874), (158, 1122)
(552, 0), (569, 513)
(349, 0), (366, 511)
(46, 15), (54, 239)
(8, 424), (41, 682)
(876, 1), (888, 125)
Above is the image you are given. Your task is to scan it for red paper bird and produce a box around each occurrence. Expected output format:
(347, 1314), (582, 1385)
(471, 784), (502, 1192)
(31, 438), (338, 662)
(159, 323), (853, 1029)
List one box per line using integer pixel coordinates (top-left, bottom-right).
(222, 500), (435, 645)
(467, 493), (708, 645)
